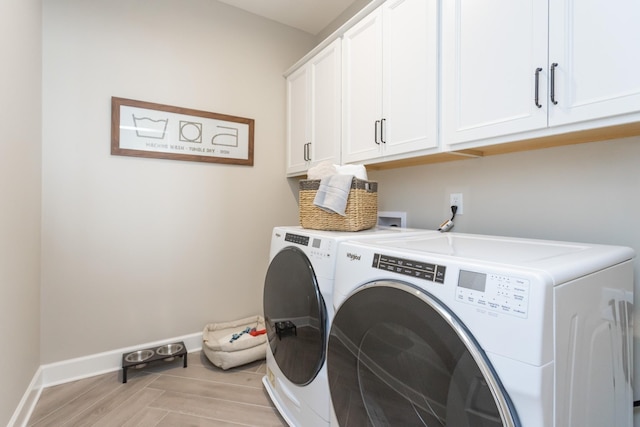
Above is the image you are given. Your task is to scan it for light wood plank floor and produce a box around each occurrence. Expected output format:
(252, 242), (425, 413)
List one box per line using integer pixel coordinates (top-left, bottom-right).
(27, 351), (287, 427)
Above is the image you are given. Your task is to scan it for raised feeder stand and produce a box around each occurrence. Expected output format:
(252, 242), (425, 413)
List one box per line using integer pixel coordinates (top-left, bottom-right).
(121, 341), (187, 383)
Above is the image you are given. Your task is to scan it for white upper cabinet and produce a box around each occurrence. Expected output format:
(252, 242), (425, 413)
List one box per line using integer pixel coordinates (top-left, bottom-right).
(286, 40), (342, 176)
(441, 0), (549, 146)
(342, 0), (438, 164)
(383, 0), (439, 157)
(286, 0), (640, 173)
(548, 0), (640, 126)
(286, 65), (310, 175)
(342, 8), (383, 163)
(442, 0), (640, 148)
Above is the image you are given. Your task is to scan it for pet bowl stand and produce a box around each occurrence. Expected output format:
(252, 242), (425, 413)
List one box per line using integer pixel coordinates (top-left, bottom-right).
(121, 340), (187, 383)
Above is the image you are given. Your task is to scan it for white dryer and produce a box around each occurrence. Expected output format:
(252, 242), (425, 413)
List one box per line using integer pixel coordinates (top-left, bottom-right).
(262, 226), (437, 427)
(328, 232), (634, 427)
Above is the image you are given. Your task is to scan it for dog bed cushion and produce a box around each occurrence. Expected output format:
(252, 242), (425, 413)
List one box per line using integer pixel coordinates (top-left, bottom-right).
(202, 315), (267, 370)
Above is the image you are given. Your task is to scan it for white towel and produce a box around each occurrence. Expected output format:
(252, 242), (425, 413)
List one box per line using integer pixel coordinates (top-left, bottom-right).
(313, 174), (354, 216)
(335, 164), (368, 180)
(307, 161), (337, 180)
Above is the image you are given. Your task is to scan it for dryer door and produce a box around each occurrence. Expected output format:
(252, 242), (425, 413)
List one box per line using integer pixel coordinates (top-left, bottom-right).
(328, 281), (520, 427)
(263, 246), (327, 386)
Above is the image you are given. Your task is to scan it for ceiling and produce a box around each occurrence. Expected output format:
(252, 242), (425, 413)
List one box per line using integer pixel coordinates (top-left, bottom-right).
(217, 0), (362, 35)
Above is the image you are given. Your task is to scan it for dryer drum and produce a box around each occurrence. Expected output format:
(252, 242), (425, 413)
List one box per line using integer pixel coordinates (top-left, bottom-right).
(263, 246), (327, 386)
(327, 281), (519, 427)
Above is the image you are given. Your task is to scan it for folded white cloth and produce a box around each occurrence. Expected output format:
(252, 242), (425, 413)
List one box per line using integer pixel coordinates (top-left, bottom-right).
(307, 162), (368, 181)
(313, 174), (354, 216)
(335, 164), (368, 180)
(306, 161), (337, 180)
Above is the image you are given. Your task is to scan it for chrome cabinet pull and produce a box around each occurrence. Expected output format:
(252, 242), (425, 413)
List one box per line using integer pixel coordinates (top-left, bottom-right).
(534, 67), (543, 108)
(380, 118), (386, 143)
(374, 120), (381, 144)
(303, 142), (311, 161)
(550, 63), (558, 105)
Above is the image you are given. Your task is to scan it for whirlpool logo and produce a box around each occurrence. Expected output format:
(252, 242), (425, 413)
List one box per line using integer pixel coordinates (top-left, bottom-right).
(346, 252), (361, 261)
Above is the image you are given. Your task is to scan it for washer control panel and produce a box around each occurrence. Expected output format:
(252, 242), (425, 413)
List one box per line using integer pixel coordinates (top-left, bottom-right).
(373, 253), (446, 284)
(455, 270), (530, 318)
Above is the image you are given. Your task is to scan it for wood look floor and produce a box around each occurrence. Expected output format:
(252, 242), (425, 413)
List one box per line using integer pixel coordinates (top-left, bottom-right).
(27, 351), (287, 427)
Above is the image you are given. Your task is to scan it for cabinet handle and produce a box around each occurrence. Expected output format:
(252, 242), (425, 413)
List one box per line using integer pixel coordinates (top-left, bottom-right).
(534, 67), (543, 108)
(380, 118), (386, 144)
(550, 63), (558, 105)
(304, 142), (311, 161)
(374, 120), (381, 145)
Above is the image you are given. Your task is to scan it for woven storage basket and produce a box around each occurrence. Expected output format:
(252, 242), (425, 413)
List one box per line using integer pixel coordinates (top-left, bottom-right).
(299, 178), (378, 231)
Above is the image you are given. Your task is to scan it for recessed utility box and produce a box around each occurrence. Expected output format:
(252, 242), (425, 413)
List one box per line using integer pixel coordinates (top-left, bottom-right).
(377, 211), (407, 228)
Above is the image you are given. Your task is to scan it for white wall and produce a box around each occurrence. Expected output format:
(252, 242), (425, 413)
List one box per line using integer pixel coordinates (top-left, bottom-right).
(40, 0), (316, 364)
(369, 135), (640, 409)
(317, 0), (372, 40)
(0, 0), (42, 424)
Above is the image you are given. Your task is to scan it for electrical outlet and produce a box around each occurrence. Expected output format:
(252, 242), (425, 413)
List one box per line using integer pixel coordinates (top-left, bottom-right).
(450, 193), (463, 214)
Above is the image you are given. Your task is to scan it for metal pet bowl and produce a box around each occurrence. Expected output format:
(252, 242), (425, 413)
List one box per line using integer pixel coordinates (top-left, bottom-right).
(156, 343), (184, 361)
(124, 349), (154, 364)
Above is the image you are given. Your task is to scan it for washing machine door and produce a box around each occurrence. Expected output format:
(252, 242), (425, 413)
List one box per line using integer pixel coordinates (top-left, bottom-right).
(263, 246), (327, 386)
(328, 281), (520, 427)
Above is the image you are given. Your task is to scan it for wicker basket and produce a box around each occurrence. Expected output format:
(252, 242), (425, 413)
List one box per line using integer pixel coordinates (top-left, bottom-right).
(299, 178), (378, 231)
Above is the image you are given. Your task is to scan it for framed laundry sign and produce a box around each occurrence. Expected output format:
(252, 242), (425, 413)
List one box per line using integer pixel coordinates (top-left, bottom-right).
(111, 97), (254, 166)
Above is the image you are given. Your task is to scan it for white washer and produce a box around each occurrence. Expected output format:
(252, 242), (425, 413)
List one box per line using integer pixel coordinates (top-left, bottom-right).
(329, 232), (634, 426)
(262, 226), (437, 427)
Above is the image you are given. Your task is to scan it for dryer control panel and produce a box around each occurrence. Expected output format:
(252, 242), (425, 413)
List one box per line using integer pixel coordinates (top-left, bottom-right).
(455, 270), (530, 318)
(282, 232), (335, 276)
(284, 233), (311, 246)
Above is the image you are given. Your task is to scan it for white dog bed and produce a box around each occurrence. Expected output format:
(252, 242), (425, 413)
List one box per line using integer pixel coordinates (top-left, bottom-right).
(202, 315), (267, 370)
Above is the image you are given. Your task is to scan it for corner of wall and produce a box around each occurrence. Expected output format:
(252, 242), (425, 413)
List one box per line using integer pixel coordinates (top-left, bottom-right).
(7, 367), (43, 427)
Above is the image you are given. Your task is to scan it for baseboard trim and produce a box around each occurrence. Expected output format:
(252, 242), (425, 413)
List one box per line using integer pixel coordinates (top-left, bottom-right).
(41, 332), (203, 387)
(9, 332), (202, 427)
(8, 367), (43, 427)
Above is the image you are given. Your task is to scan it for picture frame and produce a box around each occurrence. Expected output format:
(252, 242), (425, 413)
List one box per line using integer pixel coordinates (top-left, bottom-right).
(111, 97), (254, 166)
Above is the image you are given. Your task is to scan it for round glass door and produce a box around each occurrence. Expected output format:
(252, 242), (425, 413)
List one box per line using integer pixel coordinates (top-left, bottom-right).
(327, 281), (519, 427)
(263, 246), (326, 385)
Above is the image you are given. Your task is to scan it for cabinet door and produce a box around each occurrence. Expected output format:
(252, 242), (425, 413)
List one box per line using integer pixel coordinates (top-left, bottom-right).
(382, 0), (438, 156)
(548, 0), (640, 126)
(342, 8), (384, 164)
(286, 66), (310, 175)
(441, 0), (548, 146)
(310, 40), (342, 167)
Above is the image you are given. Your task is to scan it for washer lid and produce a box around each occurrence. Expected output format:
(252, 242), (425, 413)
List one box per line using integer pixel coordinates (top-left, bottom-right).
(356, 233), (634, 284)
(389, 234), (585, 262)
